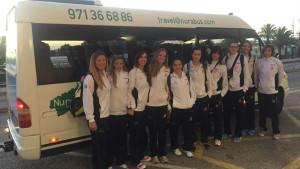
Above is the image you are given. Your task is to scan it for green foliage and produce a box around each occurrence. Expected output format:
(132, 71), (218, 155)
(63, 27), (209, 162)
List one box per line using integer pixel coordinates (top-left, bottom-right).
(259, 24), (276, 44)
(0, 36), (6, 65)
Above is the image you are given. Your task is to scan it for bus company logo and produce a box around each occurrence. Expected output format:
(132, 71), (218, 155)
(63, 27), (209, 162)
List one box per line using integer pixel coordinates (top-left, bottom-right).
(49, 85), (78, 116)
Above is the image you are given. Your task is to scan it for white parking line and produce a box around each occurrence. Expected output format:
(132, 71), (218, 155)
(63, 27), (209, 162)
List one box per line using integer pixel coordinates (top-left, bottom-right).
(144, 162), (196, 169)
(284, 108), (300, 128)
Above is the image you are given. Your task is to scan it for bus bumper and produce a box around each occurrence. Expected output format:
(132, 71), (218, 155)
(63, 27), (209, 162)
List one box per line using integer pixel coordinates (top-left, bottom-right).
(7, 119), (41, 160)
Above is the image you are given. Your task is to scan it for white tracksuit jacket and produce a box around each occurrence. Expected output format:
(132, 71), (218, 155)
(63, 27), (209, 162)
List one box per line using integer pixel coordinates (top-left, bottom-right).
(127, 66), (150, 112)
(223, 52), (249, 92)
(183, 61), (212, 98)
(254, 56), (284, 94)
(108, 70), (129, 116)
(169, 71), (196, 109)
(209, 60), (228, 97)
(83, 72), (111, 122)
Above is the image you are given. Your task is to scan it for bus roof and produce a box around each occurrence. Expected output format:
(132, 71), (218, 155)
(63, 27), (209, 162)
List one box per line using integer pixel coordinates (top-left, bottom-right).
(15, 1), (253, 29)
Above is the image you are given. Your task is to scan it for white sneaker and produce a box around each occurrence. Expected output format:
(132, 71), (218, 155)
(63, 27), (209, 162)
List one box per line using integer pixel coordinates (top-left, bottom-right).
(108, 166), (113, 169)
(173, 148), (182, 156)
(159, 156), (169, 163)
(214, 139), (221, 146)
(120, 164), (129, 169)
(273, 134), (280, 140)
(151, 156), (159, 164)
(184, 150), (193, 158)
(259, 128), (267, 137)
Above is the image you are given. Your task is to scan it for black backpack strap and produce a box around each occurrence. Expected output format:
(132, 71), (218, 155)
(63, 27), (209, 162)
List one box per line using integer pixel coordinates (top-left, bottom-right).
(87, 73), (100, 117)
(232, 54), (240, 70)
(210, 62), (219, 73)
(167, 74), (173, 106)
(239, 54), (245, 87)
(204, 67), (208, 92)
(187, 62), (190, 72)
(225, 56), (229, 64)
(251, 56), (255, 85)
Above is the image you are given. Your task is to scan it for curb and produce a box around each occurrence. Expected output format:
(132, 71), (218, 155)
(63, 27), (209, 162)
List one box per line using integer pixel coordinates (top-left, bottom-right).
(285, 68), (300, 73)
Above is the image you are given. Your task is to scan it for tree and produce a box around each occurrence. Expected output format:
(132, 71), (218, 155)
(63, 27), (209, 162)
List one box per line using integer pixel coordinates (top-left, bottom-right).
(273, 26), (293, 59)
(0, 36), (6, 65)
(259, 24), (276, 44)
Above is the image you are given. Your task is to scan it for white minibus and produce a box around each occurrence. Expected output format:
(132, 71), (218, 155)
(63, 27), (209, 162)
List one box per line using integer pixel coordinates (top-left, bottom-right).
(4, 0), (288, 160)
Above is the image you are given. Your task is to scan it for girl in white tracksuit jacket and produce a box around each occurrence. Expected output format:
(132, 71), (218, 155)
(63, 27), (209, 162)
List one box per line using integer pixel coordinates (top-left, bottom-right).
(108, 56), (129, 169)
(82, 50), (112, 169)
(255, 44), (284, 140)
(168, 57), (196, 158)
(183, 46), (212, 149)
(241, 40), (256, 136)
(127, 51), (151, 169)
(208, 46), (228, 146)
(147, 48), (170, 163)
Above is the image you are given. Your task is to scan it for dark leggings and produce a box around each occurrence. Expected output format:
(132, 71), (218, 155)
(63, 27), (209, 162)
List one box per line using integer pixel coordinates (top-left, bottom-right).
(169, 108), (194, 151)
(192, 96), (210, 143)
(258, 93), (280, 134)
(109, 114), (128, 165)
(223, 90), (246, 137)
(209, 94), (223, 140)
(90, 117), (112, 169)
(128, 111), (148, 165)
(245, 87), (256, 130)
(146, 105), (168, 157)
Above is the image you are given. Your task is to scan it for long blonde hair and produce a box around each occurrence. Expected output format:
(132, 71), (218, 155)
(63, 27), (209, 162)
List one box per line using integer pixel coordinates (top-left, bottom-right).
(109, 56), (127, 88)
(149, 48), (169, 77)
(89, 50), (108, 90)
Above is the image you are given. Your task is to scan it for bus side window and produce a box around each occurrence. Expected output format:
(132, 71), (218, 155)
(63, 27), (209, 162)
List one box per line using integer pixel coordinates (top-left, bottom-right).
(35, 42), (57, 85)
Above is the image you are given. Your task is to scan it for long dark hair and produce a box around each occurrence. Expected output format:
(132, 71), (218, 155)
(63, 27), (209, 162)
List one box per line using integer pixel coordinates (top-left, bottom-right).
(134, 50), (151, 86)
(208, 46), (223, 64)
(192, 46), (208, 70)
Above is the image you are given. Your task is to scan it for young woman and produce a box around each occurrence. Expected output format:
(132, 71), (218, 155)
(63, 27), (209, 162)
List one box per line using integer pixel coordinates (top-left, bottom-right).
(208, 46), (228, 146)
(183, 46), (211, 149)
(222, 42), (249, 143)
(147, 48), (170, 164)
(108, 56), (129, 169)
(82, 50), (112, 169)
(127, 51), (151, 169)
(255, 44), (284, 140)
(241, 40), (256, 136)
(168, 57), (196, 158)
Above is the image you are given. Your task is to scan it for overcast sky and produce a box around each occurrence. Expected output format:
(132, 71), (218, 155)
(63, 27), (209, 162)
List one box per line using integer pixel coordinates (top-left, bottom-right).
(0, 0), (299, 36)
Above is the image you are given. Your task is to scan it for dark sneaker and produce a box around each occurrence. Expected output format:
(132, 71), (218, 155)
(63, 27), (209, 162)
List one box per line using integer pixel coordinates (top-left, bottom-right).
(247, 129), (255, 135)
(233, 137), (241, 143)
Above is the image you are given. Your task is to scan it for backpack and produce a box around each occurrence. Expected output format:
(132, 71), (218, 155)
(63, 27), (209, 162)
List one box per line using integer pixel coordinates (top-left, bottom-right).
(225, 53), (244, 87)
(70, 73), (98, 117)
